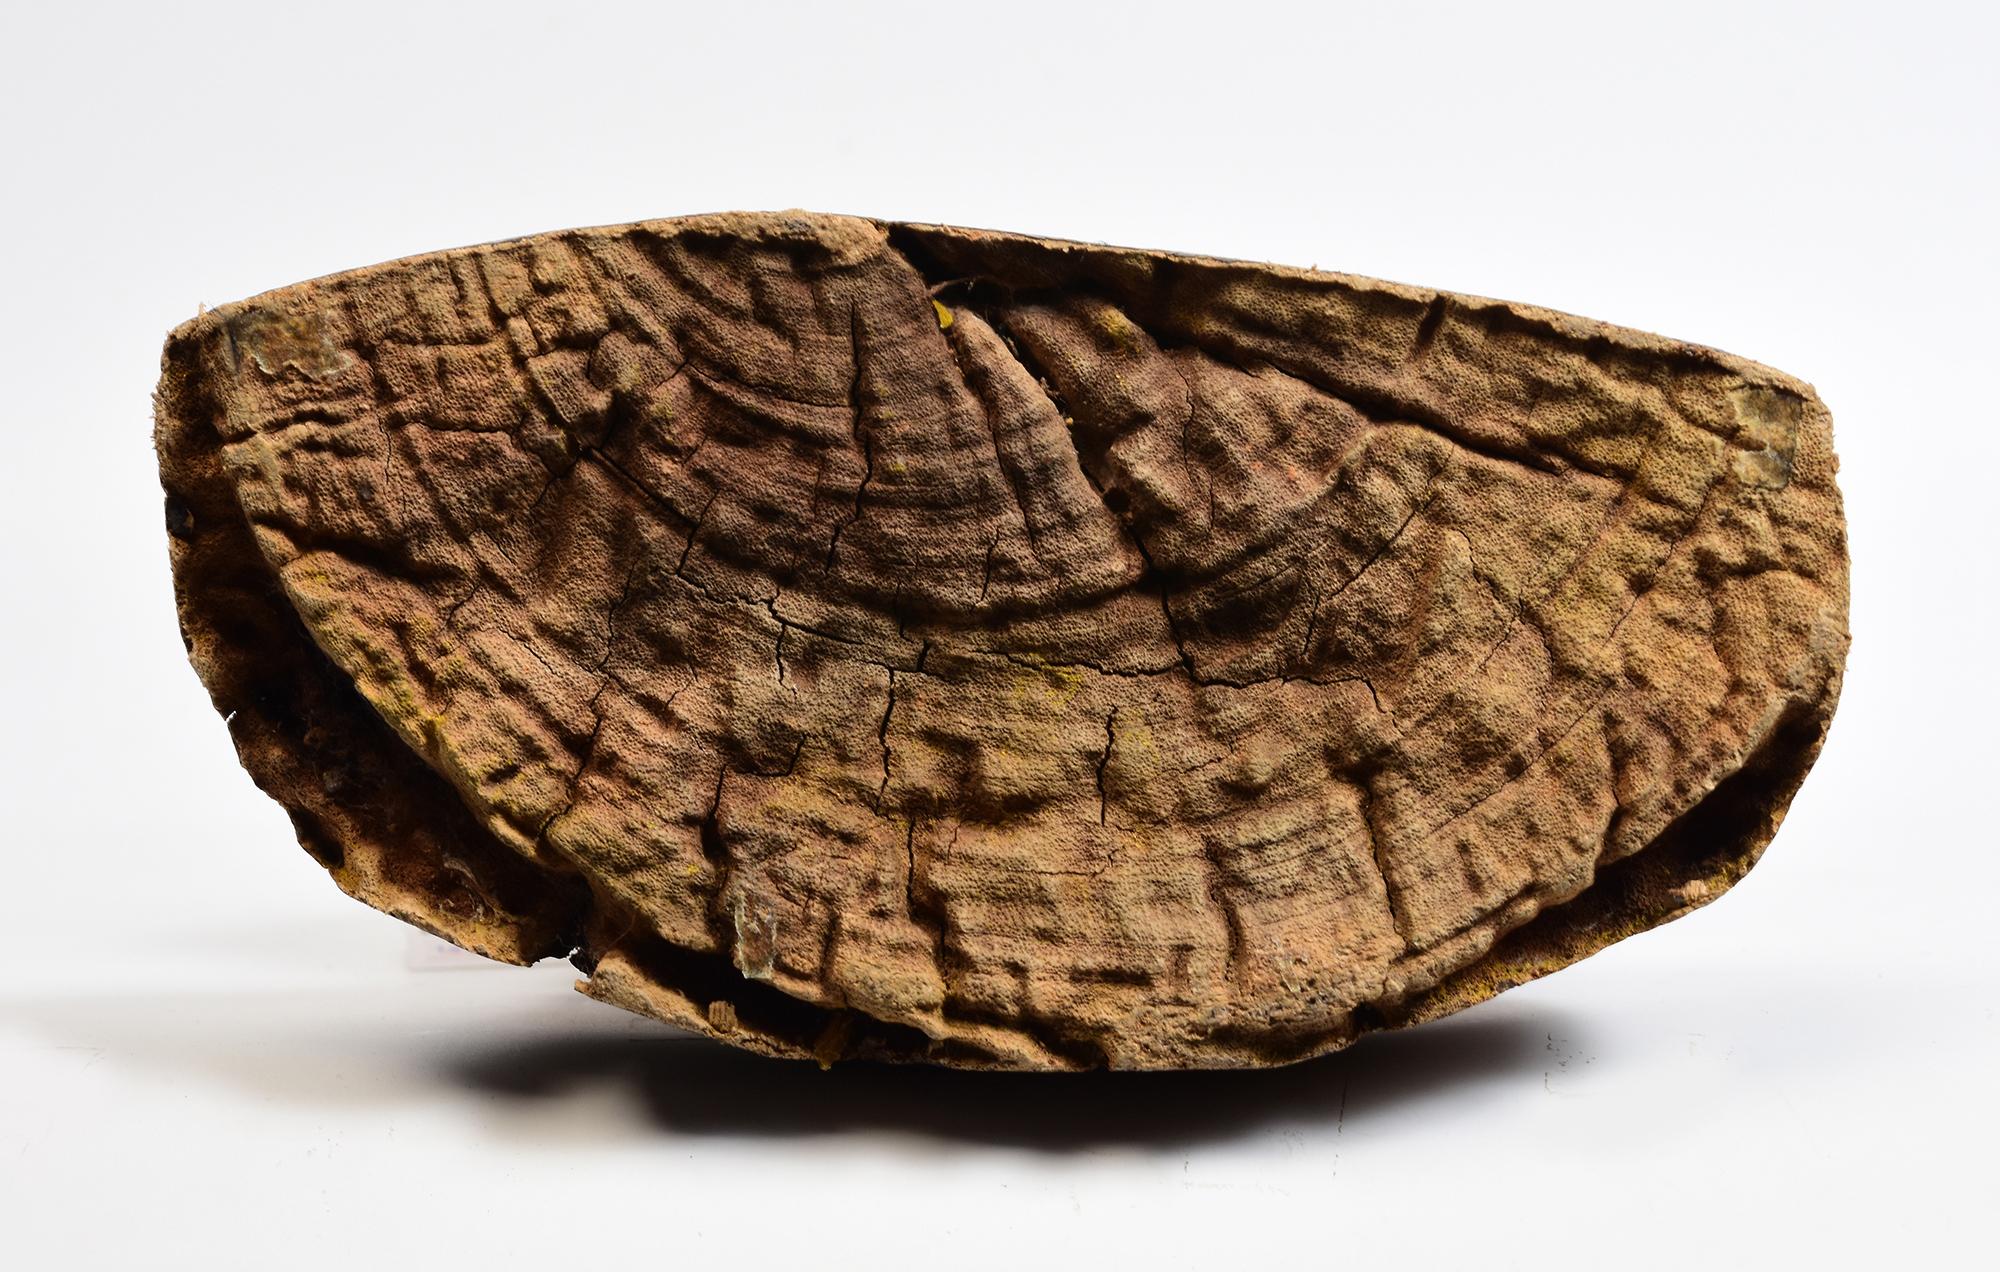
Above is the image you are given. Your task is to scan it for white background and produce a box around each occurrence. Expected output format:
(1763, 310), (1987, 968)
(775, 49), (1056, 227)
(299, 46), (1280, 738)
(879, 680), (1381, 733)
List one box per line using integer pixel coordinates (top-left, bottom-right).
(1, 2), (1993, 1267)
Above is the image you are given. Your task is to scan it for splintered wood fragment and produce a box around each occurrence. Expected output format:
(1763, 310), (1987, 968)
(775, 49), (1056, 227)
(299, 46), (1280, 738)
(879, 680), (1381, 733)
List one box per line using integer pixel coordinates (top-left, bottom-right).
(155, 211), (1849, 1070)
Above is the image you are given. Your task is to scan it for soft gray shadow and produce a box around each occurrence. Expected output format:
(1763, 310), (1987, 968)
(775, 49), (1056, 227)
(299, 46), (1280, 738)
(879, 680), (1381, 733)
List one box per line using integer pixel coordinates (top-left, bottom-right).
(439, 1005), (1572, 1149)
(3, 976), (1582, 1150)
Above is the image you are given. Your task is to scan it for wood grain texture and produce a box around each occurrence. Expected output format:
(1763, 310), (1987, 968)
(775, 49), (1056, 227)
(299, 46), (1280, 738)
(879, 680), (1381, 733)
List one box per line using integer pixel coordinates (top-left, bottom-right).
(155, 211), (1848, 1069)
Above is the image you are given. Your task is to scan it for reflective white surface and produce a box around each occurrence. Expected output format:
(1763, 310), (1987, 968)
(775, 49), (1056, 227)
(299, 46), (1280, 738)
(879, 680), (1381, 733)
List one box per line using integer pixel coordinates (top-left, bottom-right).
(1, 2), (1992, 1266)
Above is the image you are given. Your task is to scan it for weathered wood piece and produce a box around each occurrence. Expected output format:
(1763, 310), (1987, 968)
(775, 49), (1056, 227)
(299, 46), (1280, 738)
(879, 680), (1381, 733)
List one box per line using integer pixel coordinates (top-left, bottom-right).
(155, 212), (1848, 1069)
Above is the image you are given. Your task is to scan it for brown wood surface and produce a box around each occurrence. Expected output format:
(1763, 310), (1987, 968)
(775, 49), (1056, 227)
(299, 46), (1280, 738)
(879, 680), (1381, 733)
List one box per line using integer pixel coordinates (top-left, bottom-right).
(154, 212), (1849, 1069)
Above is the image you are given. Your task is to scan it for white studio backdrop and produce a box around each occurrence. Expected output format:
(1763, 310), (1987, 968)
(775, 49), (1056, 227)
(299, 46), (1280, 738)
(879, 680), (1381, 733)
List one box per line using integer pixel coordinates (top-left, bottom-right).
(0, 2), (1992, 1268)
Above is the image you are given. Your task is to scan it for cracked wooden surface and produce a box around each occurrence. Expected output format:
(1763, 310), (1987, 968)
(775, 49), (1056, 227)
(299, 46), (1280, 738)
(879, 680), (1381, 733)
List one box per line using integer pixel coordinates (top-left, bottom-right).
(155, 211), (1849, 1070)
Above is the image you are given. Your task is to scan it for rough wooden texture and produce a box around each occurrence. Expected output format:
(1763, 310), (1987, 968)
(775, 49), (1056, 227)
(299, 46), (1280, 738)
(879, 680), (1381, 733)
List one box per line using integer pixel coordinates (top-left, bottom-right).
(155, 211), (1849, 1070)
